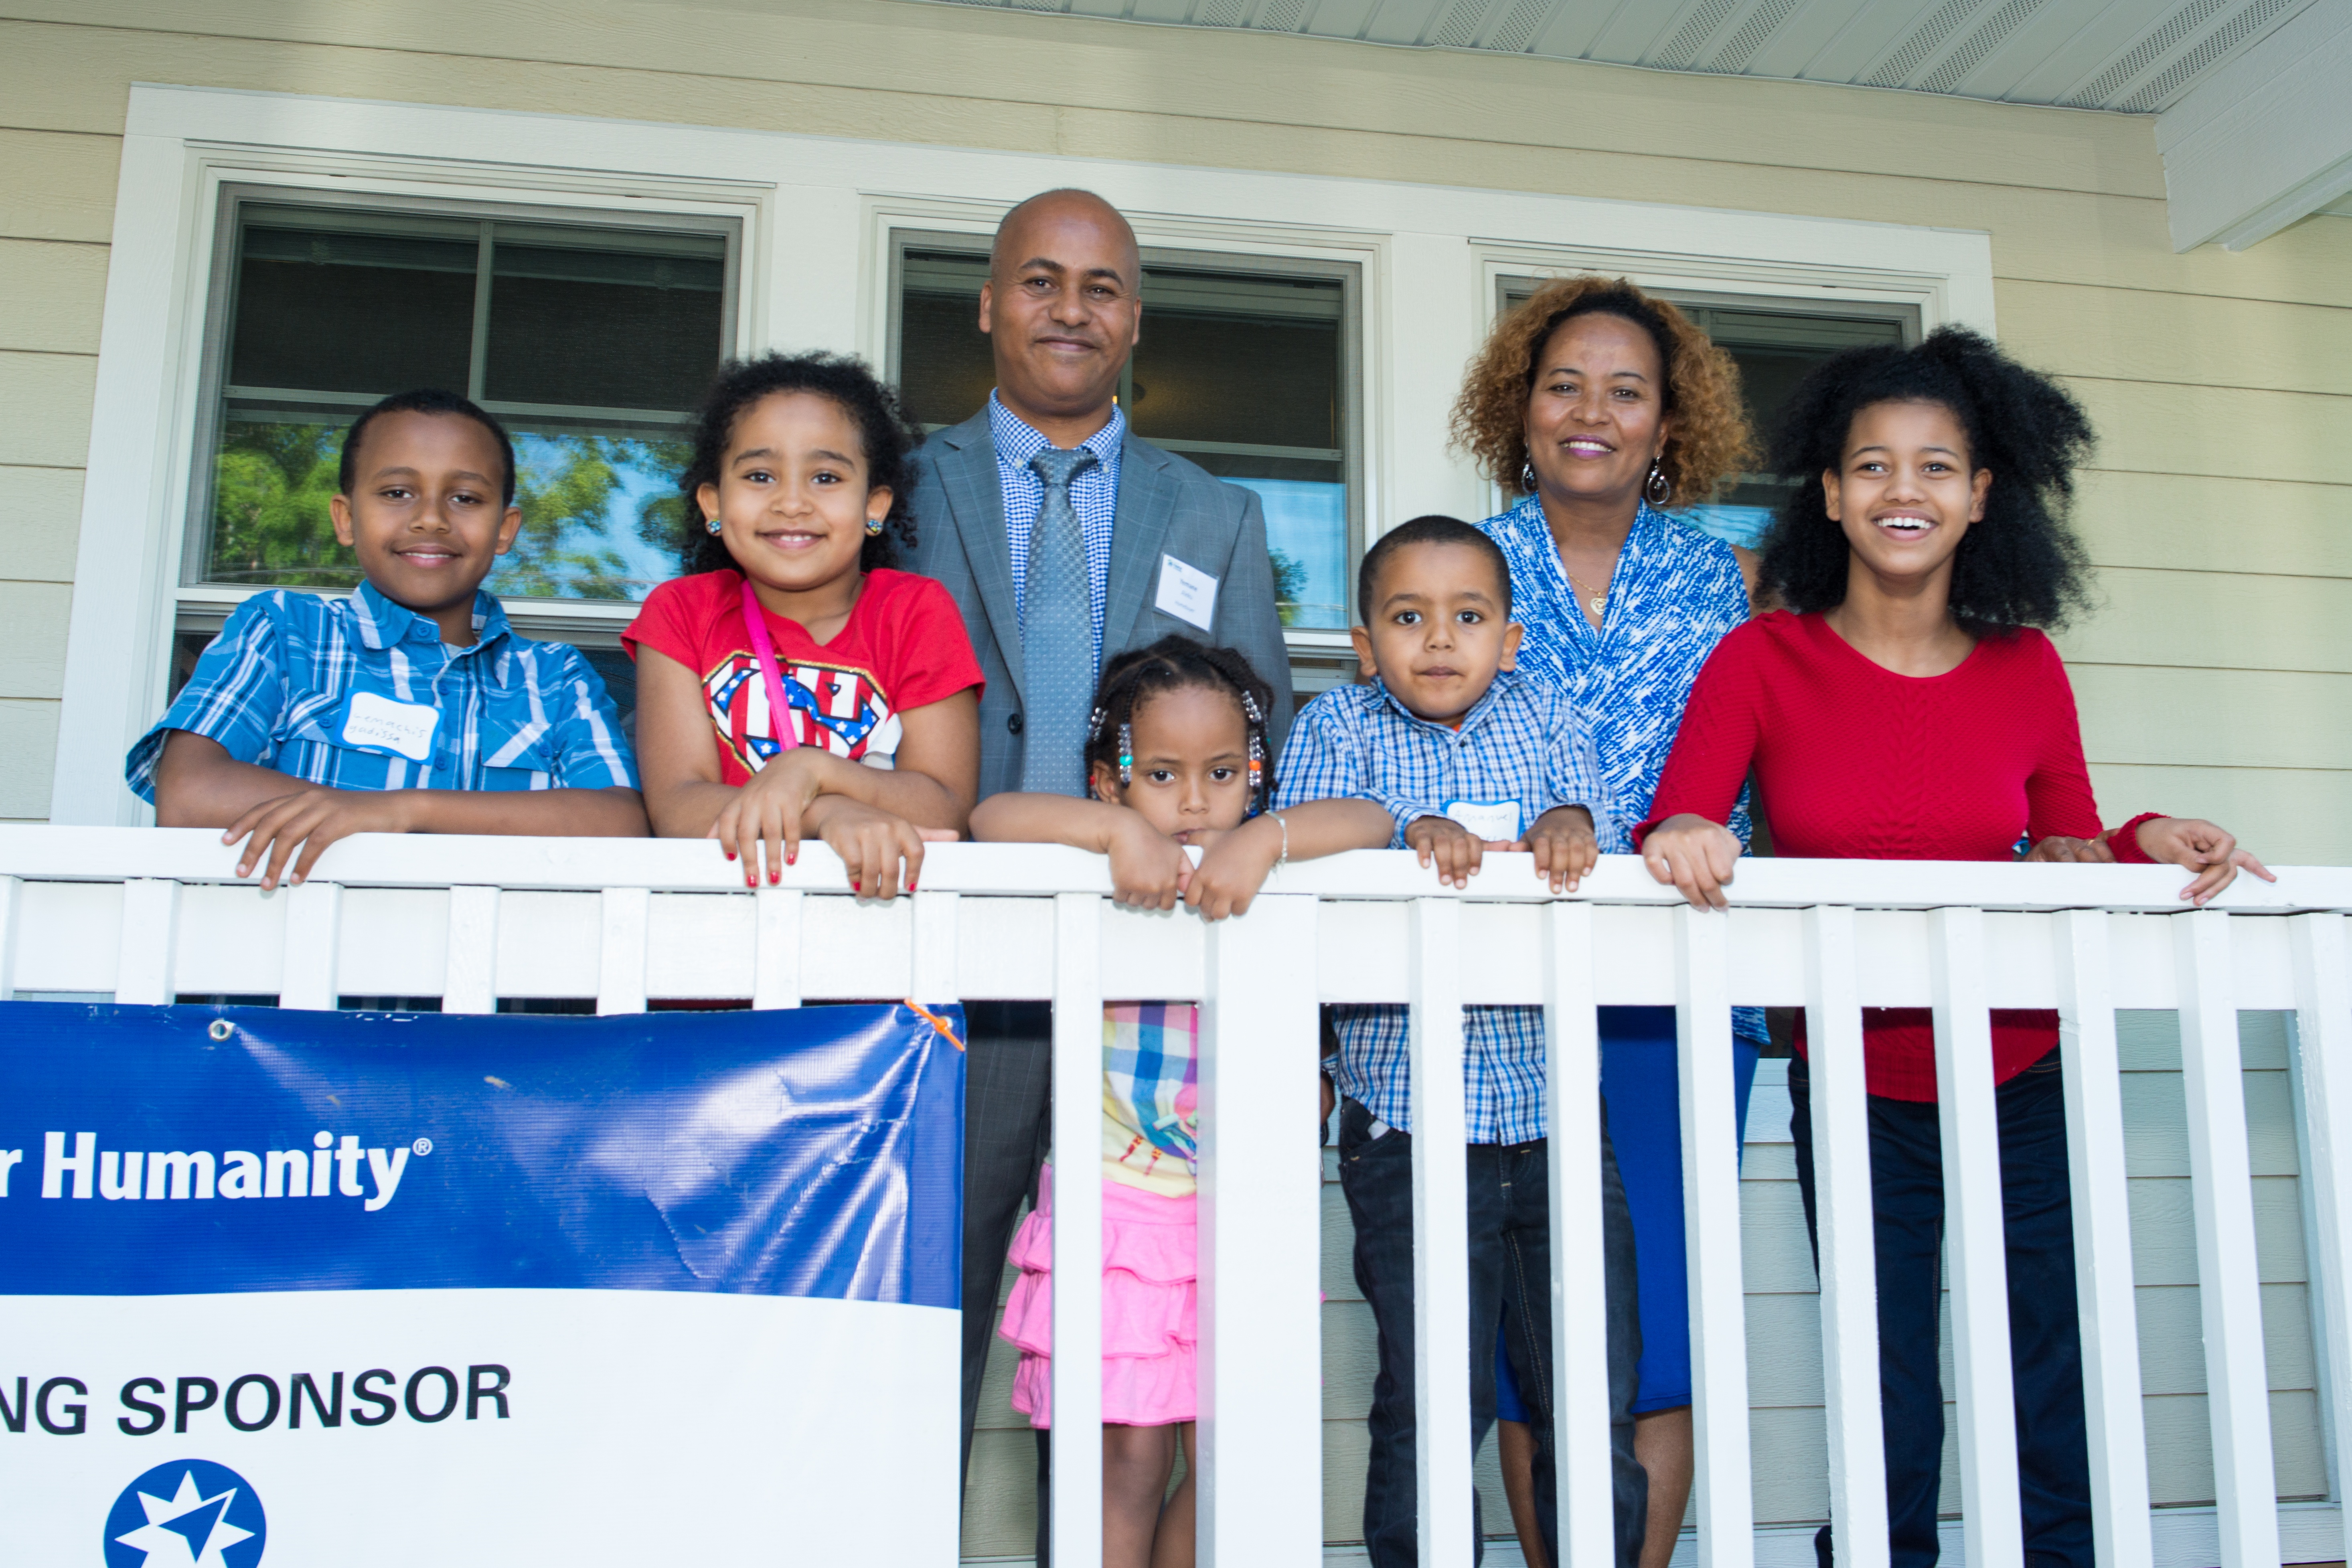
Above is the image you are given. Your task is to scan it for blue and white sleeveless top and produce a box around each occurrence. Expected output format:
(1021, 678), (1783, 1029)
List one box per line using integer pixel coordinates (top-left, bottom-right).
(1477, 494), (1756, 854)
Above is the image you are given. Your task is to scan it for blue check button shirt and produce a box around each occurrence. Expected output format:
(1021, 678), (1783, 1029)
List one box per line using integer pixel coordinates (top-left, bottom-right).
(127, 582), (638, 801)
(1273, 669), (1613, 1145)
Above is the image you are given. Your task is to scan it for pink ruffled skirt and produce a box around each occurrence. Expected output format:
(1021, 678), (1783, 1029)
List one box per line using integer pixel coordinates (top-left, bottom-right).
(999, 1163), (1197, 1429)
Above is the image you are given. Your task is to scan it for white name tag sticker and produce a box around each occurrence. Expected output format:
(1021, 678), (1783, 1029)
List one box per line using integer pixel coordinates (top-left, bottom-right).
(1444, 799), (1523, 842)
(341, 690), (440, 762)
(1155, 554), (1220, 632)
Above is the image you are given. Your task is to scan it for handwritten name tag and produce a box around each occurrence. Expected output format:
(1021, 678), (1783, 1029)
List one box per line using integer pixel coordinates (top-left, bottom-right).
(341, 690), (440, 762)
(1444, 799), (1523, 842)
(1155, 554), (1219, 632)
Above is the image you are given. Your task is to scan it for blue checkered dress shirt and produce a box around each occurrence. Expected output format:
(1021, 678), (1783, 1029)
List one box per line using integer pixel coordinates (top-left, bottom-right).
(1273, 669), (1611, 1144)
(989, 392), (1124, 662)
(127, 582), (638, 800)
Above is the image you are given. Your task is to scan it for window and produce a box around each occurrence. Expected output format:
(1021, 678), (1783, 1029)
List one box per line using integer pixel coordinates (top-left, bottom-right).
(1497, 280), (1916, 547)
(891, 236), (1362, 683)
(176, 190), (741, 715)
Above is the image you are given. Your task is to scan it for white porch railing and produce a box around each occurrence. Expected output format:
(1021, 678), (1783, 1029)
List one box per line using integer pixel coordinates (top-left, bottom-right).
(4, 826), (2352, 1568)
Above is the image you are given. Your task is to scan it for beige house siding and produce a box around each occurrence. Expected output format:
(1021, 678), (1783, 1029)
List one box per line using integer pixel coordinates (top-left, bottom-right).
(0, 0), (2346, 845)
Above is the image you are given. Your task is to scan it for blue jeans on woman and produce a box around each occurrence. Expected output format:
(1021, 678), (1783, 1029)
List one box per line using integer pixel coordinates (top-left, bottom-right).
(1788, 1047), (2092, 1568)
(1337, 1094), (1648, 1568)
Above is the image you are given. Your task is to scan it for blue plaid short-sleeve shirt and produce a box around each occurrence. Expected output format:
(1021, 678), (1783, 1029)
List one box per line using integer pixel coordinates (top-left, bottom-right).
(126, 582), (638, 800)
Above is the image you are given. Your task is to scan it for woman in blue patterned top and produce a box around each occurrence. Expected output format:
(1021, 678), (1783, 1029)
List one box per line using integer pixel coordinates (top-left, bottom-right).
(1452, 275), (1765, 1568)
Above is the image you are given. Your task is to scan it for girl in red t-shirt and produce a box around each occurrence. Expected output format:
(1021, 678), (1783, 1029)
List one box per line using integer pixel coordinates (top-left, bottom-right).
(626, 353), (982, 897)
(1636, 328), (2268, 1566)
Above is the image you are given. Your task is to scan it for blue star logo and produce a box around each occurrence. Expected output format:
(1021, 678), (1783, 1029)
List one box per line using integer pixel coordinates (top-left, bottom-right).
(103, 1460), (266, 1568)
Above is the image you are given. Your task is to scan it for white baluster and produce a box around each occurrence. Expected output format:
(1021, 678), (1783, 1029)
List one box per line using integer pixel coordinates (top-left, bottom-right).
(1805, 904), (1887, 1568)
(910, 890), (959, 1008)
(1050, 891), (1106, 1567)
(596, 887), (650, 1015)
(1409, 897), (1474, 1568)
(1199, 892), (1321, 1568)
(115, 878), (182, 1005)
(2053, 908), (2152, 1568)
(443, 886), (500, 1014)
(1542, 900), (1614, 1565)
(2290, 913), (2352, 1516)
(2176, 909), (2281, 1568)
(1677, 904), (1753, 1568)
(1929, 905), (2022, 1566)
(751, 887), (802, 1009)
(278, 879), (342, 1011)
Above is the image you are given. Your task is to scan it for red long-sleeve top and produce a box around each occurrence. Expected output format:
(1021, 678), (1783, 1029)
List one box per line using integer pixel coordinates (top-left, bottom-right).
(1637, 611), (2147, 1101)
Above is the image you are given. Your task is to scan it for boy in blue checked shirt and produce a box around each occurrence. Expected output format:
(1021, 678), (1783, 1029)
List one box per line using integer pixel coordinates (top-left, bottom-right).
(130, 390), (646, 889)
(1273, 515), (1646, 1568)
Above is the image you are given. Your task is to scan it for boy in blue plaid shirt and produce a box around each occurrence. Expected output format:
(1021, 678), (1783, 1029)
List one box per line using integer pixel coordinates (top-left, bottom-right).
(129, 390), (646, 888)
(1274, 516), (1646, 1568)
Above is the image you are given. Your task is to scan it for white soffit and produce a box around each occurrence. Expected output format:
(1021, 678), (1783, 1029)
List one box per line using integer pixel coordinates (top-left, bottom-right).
(905, 0), (2323, 114)
(2155, 0), (2352, 249)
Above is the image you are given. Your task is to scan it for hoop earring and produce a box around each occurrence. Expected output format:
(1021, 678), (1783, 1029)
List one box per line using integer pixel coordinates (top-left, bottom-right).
(865, 516), (885, 537)
(1520, 461), (1537, 494)
(1644, 460), (1672, 508)
(704, 515), (723, 536)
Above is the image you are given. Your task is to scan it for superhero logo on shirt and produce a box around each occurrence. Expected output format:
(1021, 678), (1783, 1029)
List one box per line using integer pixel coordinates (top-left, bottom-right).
(703, 652), (904, 775)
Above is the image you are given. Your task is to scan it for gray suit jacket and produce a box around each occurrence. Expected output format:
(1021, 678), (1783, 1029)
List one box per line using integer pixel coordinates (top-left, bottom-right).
(906, 408), (1296, 800)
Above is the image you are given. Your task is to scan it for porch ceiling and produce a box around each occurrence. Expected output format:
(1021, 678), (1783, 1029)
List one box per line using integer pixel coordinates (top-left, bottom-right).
(904, 0), (2352, 247)
(908, 0), (2316, 113)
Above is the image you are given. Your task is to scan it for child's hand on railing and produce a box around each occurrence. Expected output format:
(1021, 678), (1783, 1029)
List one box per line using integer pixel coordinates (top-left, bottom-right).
(1639, 813), (1742, 910)
(1103, 812), (1195, 912)
(711, 749), (832, 886)
(2131, 817), (2276, 907)
(1405, 815), (1501, 890)
(223, 783), (412, 891)
(809, 798), (932, 899)
(1523, 805), (1599, 894)
(1185, 814), (1286, 921)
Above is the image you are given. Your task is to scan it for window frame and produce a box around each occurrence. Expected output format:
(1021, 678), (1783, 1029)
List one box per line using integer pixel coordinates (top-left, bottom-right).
(178, 182), (745, 645)
(884, 228), (1366, 683)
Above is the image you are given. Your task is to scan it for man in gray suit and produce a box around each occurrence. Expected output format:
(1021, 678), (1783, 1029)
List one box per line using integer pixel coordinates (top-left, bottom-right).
(905, 188), (1294, 1536)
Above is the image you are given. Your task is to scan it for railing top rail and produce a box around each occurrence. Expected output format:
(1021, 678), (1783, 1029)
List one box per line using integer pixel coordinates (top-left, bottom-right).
(3, 827), (2348, 915)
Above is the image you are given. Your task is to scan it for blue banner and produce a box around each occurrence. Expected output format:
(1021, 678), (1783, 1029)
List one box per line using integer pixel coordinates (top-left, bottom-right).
(0, 999), (966, 1565)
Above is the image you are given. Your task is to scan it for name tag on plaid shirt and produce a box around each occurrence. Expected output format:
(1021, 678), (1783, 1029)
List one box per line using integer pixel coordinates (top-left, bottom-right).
(339, 690), (440, 762)
(1444, 799), (1523, 841)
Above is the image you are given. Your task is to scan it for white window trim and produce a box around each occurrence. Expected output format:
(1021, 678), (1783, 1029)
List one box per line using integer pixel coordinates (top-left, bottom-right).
(54, 81), (1993, 825)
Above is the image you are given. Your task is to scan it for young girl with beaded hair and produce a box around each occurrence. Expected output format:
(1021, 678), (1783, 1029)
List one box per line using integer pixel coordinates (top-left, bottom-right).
(970, 634), (1389, 1568)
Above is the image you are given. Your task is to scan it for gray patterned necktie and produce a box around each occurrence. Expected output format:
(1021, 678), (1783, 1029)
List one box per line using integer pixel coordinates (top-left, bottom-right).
(1019, 445), (1101, 796)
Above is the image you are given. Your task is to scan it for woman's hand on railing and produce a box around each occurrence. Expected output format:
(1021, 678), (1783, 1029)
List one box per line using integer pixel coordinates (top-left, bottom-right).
(2024, 834), (2116, 865)
(1639, 813), (1743, 910)
(2132, 817), (2277, 907)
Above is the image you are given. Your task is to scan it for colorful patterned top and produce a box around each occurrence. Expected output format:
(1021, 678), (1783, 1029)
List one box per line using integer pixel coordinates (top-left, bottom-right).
(1100, 1002), (1199, 1198)
(1478, 494), (1767, 1046)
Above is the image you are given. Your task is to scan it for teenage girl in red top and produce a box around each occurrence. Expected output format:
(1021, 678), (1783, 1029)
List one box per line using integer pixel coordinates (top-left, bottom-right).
(628, 353), (983, 897)
(1636, 327), (2268, 1566)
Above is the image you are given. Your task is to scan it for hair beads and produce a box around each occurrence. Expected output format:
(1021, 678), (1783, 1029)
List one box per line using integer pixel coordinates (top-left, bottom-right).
(1082, 635), (1278, 818)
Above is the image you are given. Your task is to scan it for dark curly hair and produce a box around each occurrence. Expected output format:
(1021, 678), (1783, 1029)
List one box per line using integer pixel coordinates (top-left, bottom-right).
(340, 387), (515, 503)
(678, 352), (920, 576)
(1760, 326), (2095, 630)
(1084, 635), (1278, 818)
(1450, 276), (1754, 504)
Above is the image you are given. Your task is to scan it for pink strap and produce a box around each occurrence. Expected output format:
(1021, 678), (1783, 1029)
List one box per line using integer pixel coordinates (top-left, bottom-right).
(740, 579), (795, 762)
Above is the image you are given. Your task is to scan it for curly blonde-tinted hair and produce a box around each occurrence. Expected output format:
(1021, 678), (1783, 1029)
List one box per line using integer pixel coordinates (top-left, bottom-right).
(1450, 276), (1755, 505)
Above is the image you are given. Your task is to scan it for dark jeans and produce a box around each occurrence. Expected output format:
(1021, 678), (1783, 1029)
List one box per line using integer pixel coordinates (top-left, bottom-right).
(1789, 1048), (2092, 1568)
(1337, 1096), (1648, 1568)
(957, 1003), (1057, 1562)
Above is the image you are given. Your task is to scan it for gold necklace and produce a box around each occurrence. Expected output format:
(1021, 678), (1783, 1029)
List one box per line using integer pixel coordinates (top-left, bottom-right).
(1560, 562), (1611, 619)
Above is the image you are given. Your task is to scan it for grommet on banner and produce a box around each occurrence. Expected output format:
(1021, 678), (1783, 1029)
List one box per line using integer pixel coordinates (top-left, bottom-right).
(208, 1019), (233, 1041)
(903, 999), (965, 1051)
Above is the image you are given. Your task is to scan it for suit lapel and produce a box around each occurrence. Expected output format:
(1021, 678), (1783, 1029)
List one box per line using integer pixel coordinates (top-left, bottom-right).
(936, 411), (1026, 701)
(1103, 434), (1175, 657)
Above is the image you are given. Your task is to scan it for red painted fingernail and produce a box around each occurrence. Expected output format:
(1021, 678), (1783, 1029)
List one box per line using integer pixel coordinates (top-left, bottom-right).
(787, 853), (796, 866)
(852, 880), (861, 893)
(768, 870), (779, 885)
(724, 848), (735, 860)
